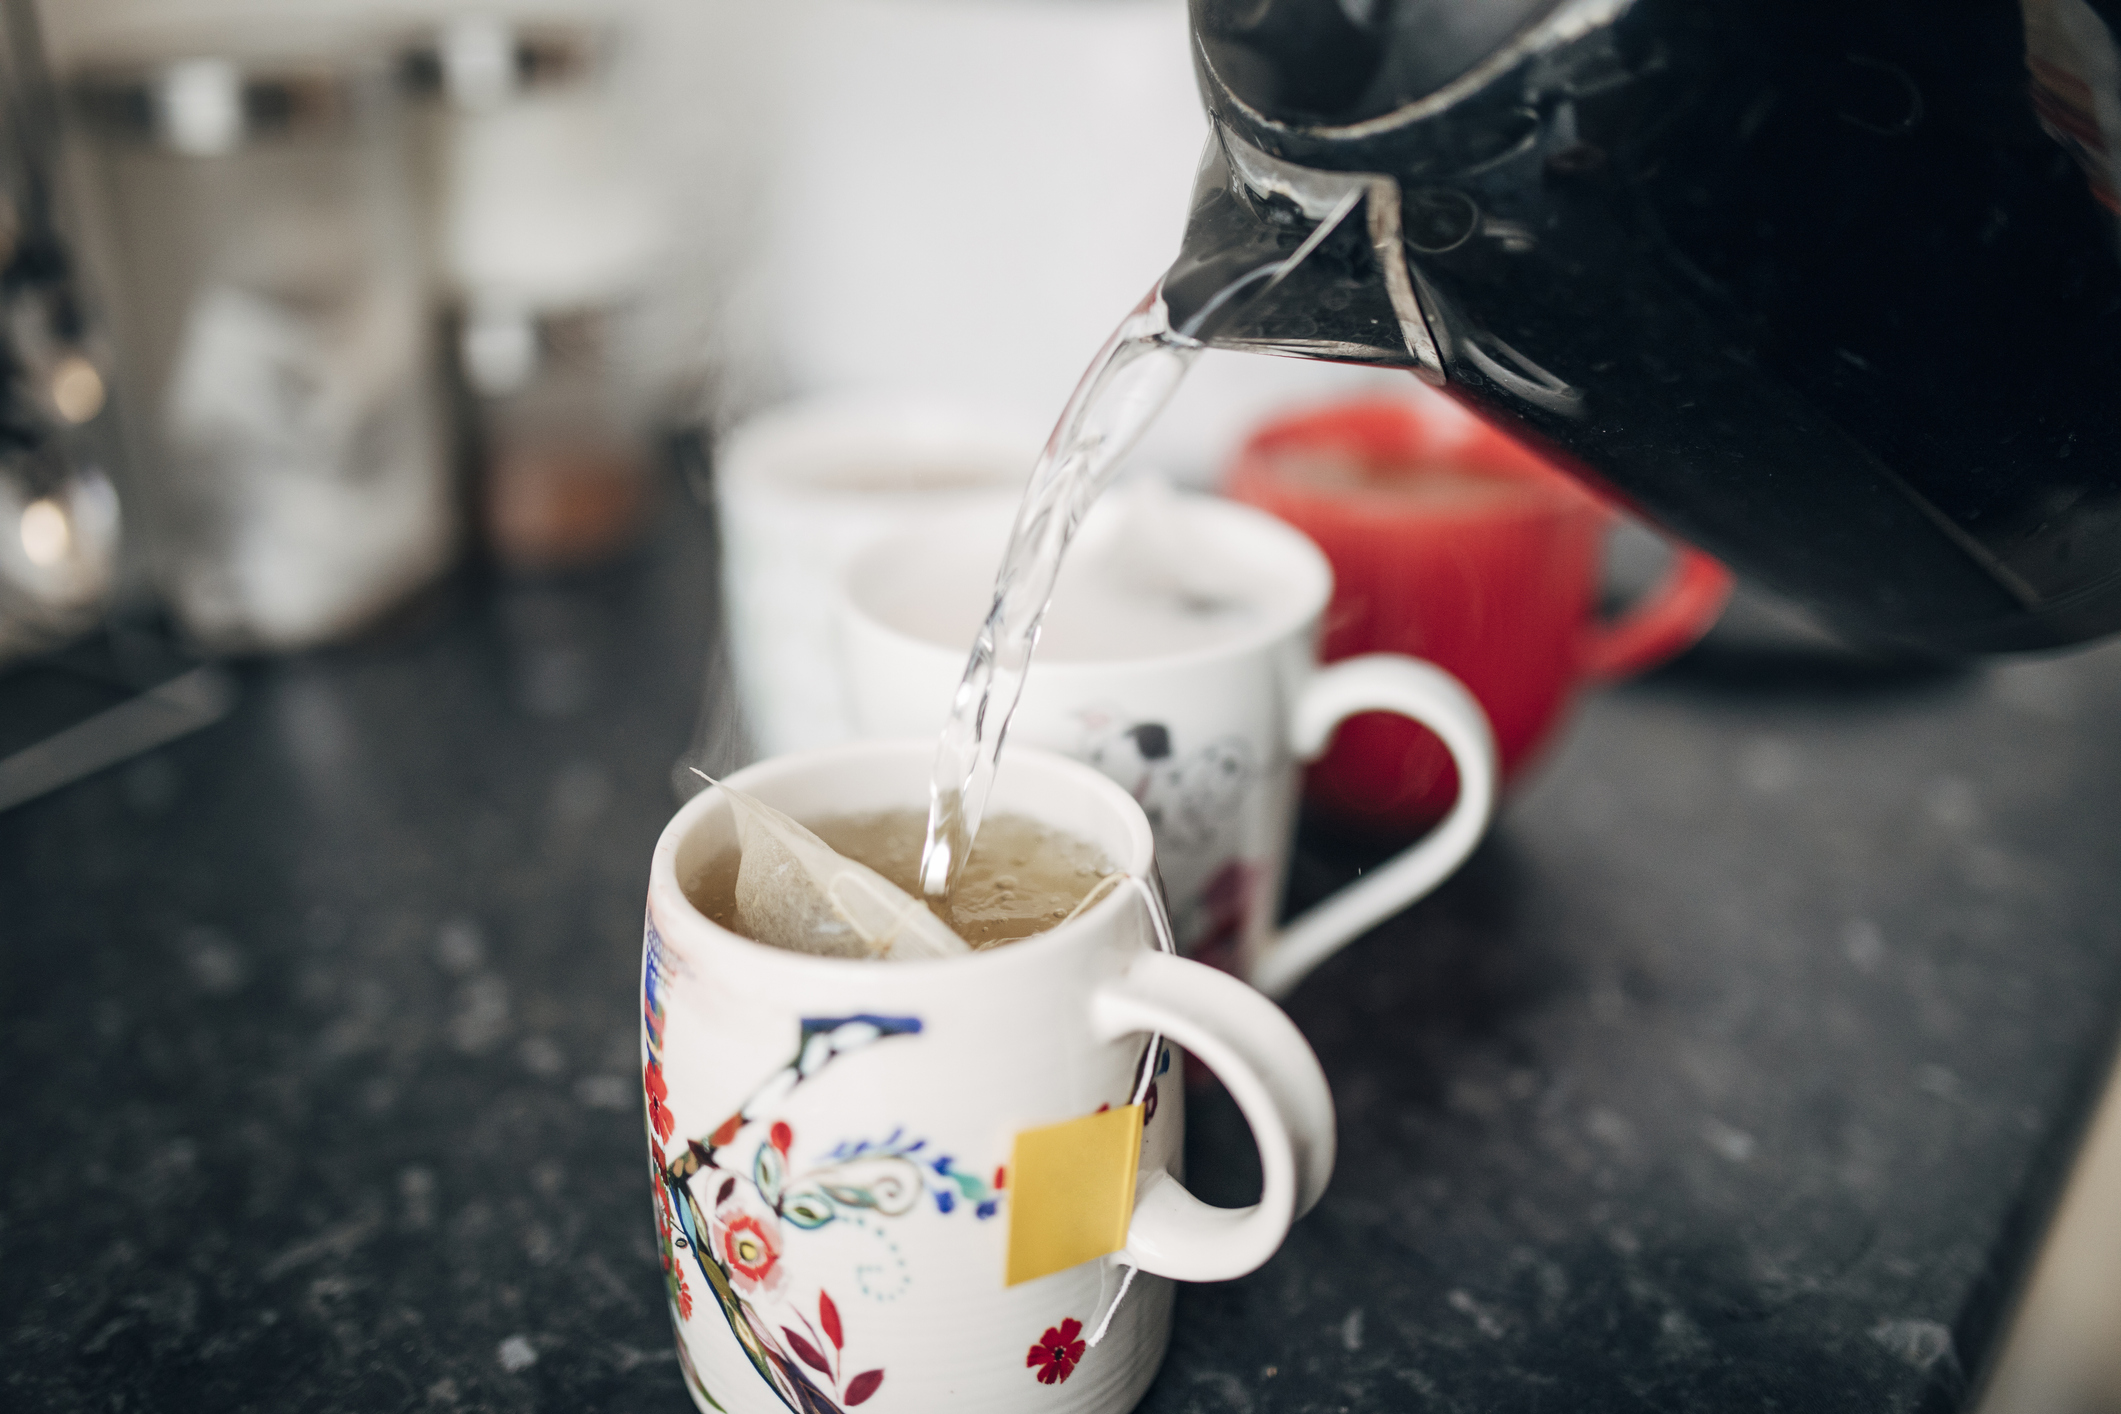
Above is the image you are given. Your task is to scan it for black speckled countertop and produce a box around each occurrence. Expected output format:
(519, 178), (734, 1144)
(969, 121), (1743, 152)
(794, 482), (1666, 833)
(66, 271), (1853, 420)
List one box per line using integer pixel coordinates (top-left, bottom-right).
(5, 490), (2120, 1413)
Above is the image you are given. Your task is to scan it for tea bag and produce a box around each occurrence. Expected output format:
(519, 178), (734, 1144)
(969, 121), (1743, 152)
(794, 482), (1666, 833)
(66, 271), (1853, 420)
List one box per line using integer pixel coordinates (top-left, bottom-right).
(711, 777), (971, 960)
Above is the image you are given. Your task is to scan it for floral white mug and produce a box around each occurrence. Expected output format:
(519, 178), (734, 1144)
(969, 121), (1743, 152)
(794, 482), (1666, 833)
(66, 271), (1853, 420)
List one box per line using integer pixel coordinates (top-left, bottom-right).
(643, 740), (1336, 1414)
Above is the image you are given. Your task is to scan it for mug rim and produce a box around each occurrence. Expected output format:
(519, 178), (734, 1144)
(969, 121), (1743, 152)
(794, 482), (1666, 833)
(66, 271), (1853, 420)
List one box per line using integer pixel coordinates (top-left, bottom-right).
(649, 739), (1159, 980)
(839, 491), (1335, 676)
(718, 393), (1042, 499)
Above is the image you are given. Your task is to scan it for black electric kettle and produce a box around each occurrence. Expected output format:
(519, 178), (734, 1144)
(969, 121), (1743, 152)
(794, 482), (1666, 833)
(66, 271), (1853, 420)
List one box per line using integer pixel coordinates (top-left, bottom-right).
(1162, 0), (2121, 654)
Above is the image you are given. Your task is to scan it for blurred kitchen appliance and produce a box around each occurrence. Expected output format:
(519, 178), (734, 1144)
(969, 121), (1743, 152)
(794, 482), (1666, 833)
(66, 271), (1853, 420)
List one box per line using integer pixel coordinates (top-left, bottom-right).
(0, 0), (120, 669)
(404, 16), (661, 574)
(71, 27), (452, 654)
(1166, 0), (2121, 655)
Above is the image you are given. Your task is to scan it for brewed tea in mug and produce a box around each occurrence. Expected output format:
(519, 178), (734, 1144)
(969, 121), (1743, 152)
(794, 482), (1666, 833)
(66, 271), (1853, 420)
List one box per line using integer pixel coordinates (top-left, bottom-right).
(685, 811), (1114, 951)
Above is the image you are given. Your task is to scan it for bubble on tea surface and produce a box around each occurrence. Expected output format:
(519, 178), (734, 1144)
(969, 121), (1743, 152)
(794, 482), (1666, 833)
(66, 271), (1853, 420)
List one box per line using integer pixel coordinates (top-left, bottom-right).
(711, 777), (971, 961)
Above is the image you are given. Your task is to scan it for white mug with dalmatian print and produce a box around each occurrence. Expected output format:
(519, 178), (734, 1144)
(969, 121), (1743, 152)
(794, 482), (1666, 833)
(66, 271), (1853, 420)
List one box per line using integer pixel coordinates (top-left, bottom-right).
(835, 489), (1498, 998)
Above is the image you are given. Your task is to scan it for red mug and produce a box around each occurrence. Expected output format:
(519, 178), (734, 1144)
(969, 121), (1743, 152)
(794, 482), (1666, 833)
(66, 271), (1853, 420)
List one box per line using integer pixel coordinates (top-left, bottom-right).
(1225, 396), (1733, 838)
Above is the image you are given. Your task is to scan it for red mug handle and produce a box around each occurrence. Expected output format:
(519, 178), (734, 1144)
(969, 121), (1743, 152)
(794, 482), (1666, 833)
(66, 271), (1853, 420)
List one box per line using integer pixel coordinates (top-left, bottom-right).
(1577, 543), (1735, 681)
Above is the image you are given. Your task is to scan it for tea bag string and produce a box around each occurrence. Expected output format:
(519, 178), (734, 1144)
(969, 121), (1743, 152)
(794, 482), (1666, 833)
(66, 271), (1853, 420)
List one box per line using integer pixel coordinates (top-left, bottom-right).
(1058, 866), (1178, 948)
(1121, 867), (1180, 1107)
(1086, 1261), (1140, 1348)
(1056, 869), (1126, 928)
(1081, 866), (1180, 1350)
(1053, 869), (1176, 1104)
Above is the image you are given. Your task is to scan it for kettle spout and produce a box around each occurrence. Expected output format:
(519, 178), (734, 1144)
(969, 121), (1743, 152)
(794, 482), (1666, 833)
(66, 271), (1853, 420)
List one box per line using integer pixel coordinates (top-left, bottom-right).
(1160, 126), (1444, 384)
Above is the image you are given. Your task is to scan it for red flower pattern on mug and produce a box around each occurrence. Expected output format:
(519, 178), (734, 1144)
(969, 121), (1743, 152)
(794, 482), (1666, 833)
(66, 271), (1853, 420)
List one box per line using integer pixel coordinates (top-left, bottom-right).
(1026, 1317), (1087, 1385)
(644, 1058), (674, 1144)
(716, 1212), (782, 1290)
(660, 1253), (694, 1320)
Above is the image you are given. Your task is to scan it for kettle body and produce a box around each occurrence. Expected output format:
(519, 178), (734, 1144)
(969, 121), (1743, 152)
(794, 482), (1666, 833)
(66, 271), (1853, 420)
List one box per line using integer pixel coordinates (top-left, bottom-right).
(1166, 0), (2121, 654)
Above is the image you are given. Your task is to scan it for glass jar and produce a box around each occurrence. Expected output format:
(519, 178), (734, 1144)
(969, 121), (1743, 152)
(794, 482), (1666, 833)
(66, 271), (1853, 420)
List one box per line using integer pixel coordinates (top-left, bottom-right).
(404, 18), (660, 573)
(459, 301), (653, 572)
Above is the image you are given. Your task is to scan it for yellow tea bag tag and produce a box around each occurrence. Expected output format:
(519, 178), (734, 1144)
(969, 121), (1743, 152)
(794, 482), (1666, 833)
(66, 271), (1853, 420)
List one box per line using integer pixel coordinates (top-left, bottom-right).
(1004, 1103), (1145, 1287)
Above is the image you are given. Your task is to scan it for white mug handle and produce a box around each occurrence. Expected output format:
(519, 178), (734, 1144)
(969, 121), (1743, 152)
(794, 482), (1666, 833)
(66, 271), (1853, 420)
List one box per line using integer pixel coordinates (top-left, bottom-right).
(1090, 950), (1336, 1282)
(1248, 654), (1499, 1001)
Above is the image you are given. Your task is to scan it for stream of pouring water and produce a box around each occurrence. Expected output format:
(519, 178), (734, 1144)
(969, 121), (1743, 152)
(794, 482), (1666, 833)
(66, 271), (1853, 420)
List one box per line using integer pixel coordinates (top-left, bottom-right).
(917, 286), (1200, 901)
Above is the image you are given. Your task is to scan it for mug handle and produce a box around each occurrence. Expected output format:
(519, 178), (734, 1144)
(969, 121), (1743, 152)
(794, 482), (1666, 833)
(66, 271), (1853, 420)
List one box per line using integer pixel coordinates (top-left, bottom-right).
(1576, 545), (1734, 681)
(1091, 950), (1336, 1282)
(1248, 655), (1499, 1001)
